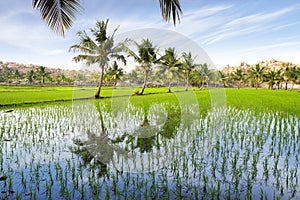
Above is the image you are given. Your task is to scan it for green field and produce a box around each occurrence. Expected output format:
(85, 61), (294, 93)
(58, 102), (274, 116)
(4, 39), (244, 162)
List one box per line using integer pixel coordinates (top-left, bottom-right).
(1, 85), (300, 199)
(1, 86), (299, 116)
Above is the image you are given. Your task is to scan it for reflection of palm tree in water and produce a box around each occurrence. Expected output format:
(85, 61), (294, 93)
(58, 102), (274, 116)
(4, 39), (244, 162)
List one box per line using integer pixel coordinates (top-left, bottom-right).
(112, 102), (181, 153)
(72, 101), (181, 173)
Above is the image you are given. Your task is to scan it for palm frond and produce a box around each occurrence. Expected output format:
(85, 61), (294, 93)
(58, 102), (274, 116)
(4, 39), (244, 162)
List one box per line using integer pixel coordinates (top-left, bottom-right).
(72, 54), (87, 63)
(33, 0), (82, 36)
(124, 46), (142, 63)
(159, 0), (182, 25)
(69, 44), (93, 53)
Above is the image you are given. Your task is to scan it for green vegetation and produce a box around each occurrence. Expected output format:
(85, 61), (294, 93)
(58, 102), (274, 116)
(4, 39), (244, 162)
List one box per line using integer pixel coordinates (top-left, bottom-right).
(124, 38), (159, 95)
(1, 96), (299, 199)
(2, 3), (299, 199)
(70, 19), (126, 98)
(1, 86), (299, 116)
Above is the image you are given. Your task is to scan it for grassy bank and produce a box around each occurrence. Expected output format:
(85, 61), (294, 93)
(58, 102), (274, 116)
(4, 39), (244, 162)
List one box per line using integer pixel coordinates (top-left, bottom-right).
(0, 86), (299, 116)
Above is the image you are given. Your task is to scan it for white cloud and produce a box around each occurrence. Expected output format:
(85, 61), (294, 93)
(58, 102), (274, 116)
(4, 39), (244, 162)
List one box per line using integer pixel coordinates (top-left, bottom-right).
(200, 5), (300, 45)
(1, 1), (300, 70)
(243, 41), (300, 53)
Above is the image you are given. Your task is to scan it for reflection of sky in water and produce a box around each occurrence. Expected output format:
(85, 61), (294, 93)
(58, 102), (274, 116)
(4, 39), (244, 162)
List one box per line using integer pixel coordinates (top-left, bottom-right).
(1, 104), (300, 199)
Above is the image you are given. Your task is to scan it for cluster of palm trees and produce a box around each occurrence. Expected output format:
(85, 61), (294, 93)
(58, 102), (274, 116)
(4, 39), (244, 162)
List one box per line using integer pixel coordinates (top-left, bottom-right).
(71, 19), (206, 97)
(71, 19), (300, 98)
(226, 63), (300, 90)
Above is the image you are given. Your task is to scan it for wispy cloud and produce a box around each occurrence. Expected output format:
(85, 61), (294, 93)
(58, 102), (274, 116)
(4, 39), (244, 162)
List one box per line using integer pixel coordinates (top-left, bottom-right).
(242, 41), (300, 53)
(225, 6), (296, 27)
(183, 5), (233, 20)
(200, 5), (300, 45)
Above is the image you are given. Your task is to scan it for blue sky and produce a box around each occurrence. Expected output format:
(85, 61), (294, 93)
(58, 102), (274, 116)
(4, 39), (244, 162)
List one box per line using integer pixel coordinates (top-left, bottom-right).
(1, 0), (300, 70)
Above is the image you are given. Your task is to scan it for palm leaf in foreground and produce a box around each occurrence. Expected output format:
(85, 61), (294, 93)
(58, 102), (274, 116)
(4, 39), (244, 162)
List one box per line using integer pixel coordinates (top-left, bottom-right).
(33, 0), (182, 36)
(159, 0), (182, 25)
(33, 0), (82, 36)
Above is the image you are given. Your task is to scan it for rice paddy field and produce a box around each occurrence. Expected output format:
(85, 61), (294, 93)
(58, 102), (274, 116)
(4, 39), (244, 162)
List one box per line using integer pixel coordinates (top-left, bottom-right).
(0, 86), (300, 199)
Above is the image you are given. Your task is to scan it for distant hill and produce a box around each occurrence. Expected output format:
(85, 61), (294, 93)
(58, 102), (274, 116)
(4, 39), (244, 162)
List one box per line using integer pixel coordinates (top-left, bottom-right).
(0, 61), (79, 78)
(222, 60), (300, 74)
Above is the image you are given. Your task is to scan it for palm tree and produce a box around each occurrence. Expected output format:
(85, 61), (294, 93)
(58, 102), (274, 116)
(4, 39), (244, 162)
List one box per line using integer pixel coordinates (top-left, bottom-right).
(124, 38), (158, 95)
(282, 62), (291, 90)
(218, 71), (228, 87)
(26, 70), (35, 84)
(199, 63), (210, 88)
(287, 66), (298, 90)
(13, 70), (23, 84)
(69, 19), (126, 98)
(274, 69), (283, 90)
(106, 61), (124, 89)
(249, 64), (265, 89)
(231, 69), (245, 89)
(190, 70), (203, 88)
(33, 0), (182, 36)
(158, 47), (182, 92)
(181, 52), (198, 91)
(36, 66), (50, 85)
(265, 70), (276, 90)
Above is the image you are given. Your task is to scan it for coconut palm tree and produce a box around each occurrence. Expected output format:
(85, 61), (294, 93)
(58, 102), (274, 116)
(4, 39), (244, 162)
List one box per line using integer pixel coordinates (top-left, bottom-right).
(26, 70), (35, 84)
(106, 61), (124, 89)
(69, 19), (126, 98)
(124, 38), (159, 95)
(36, 66), (50, 85)
(265, 70), (276, 90)
(158, 47), (182, 92)
(231, 69), (245, 89)
(274, 69), (283, 90)
(287, 66), (298, 90)
(218, 70), (228, 88)
(249, 64), (265, 89)
(282, 62), (291, 90)
(200, 63), (210, 87)
(181, 52), (198, 91)
(33, 0), (182, 36)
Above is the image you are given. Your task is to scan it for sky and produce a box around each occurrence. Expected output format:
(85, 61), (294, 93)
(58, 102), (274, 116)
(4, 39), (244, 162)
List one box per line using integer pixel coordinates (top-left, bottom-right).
(1, 0), (300, 70)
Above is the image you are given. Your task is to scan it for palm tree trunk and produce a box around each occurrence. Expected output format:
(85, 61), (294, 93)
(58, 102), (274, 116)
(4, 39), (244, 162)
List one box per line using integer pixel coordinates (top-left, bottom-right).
(185, 77), (189, 91)
(199, 81), (203, 89)
(268, 83), (272, 90)
(113, 82), (117, 89)
(168, 80), (172, 93)
(139, 70), (148, 95)
(95, 65), (104, 98)
(285, 81), (288, 90)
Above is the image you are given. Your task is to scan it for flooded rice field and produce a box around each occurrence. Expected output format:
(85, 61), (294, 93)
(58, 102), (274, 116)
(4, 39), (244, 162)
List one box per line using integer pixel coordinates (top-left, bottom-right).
(0, 102), (299, 199)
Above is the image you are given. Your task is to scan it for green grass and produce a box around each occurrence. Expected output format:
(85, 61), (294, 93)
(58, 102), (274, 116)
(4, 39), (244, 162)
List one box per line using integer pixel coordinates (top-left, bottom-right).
(0, 86), (299, 116)
(225, 88), (300, 116)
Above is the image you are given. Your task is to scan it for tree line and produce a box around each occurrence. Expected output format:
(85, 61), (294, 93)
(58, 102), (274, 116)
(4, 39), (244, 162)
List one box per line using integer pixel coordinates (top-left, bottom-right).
(1, 18), (299, 94)
(224, 63), (299, 90)
(69, 19), (300, 98)
(0, 65), (73, 85)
